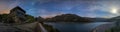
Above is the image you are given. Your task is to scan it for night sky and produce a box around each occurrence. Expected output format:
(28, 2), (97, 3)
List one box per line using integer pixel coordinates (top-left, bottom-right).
(0, 0), (120, 18)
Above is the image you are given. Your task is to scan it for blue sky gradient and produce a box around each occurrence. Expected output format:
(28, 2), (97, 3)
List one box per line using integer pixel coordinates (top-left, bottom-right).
(0, 0), (120, 18)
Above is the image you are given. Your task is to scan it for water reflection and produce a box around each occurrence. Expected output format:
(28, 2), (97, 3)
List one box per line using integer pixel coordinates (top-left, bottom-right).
(44, 22), (112, 32)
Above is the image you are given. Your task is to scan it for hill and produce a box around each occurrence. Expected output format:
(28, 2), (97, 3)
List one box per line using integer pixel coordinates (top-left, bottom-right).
(45, 14), (92, 22)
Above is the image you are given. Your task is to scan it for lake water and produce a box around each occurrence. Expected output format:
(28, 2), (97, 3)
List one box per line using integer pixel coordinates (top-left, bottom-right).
(44, 22), (113, 32)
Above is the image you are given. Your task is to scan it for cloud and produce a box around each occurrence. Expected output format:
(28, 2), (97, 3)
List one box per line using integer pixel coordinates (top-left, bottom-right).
(36, 9), (63, 18)
(98, 1), (120, 17)
(0, 0), (18, 14)
(0, 10), (9, 14)
(1, 0), (120, 18)
(77, 0), (120, 18)
(33, 0), (120, 18)
(27, 8), (63, 18)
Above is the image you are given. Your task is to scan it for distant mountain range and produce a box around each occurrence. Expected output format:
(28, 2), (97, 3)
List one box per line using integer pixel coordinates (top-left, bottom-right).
(40, 14), (113, 22)
(107, 16), (120, 22)
(43, 14), (112, 22)
(84, 17), (109, 22)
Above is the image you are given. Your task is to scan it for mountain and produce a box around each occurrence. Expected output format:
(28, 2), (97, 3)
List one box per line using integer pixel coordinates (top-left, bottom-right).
(84, 17), (109, 22)
(0, 6), (36, 23)
(45, 14), (92, 22)
(108, 16), (120, 22)
(35, 16), (44, 22)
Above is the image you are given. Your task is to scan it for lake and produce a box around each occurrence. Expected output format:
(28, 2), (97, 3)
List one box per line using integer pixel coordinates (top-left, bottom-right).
(44, 22), (114, 32)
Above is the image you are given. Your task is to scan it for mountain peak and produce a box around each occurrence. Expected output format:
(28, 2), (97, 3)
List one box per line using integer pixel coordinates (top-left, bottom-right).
(10, 6), (26, 13)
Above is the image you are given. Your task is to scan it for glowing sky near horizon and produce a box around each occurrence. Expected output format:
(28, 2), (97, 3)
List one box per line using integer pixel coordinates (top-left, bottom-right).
(0, 0), (120, 18)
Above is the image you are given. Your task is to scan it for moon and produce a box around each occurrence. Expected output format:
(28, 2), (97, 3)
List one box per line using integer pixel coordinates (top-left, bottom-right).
(111, 7), (118, 14)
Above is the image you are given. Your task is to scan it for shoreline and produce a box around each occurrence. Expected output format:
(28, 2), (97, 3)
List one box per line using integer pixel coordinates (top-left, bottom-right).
(91, 22), (115, 32)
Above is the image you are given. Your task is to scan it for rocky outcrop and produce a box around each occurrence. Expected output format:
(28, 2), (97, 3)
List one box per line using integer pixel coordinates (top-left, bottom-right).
(8, 6), (27, 24)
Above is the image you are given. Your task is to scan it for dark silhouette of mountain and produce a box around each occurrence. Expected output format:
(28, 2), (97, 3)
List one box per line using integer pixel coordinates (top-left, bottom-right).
(45, 14), (92, 22)
(84, 17), (109, 22)
(10, 6), (26, 13)
(108, 16), (120, 22)
(35, 16), (44, 22)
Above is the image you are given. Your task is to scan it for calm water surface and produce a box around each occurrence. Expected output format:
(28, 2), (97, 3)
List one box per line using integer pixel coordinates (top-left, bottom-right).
(44, 22), (113, 32)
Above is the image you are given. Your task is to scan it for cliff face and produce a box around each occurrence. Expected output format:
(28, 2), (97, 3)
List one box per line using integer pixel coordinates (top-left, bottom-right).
(0, 6), (36, 24)
(8, 6), (27, 23)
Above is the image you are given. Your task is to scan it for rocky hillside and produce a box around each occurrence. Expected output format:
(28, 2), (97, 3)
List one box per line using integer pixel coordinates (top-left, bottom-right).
(45, 14), (92, 22)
